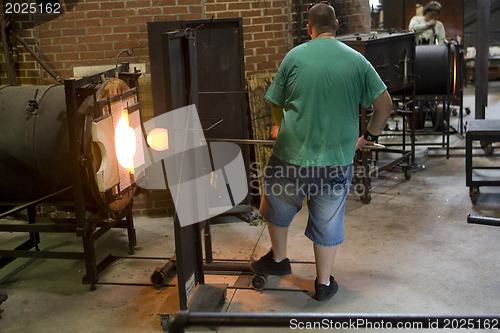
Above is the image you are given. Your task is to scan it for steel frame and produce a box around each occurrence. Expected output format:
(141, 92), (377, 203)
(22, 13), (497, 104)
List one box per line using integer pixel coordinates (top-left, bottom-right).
(0, 64), (139, 290)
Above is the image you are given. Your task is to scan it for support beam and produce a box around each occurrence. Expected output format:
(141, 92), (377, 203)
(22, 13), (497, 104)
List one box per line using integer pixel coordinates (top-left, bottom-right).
(475, 0), (490, 119)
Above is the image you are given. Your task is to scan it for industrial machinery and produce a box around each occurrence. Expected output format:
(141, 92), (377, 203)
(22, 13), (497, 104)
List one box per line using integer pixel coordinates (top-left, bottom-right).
(414, 41), (466, 157)
(0, 64), (141, 289)
(338, 31), (416, 203)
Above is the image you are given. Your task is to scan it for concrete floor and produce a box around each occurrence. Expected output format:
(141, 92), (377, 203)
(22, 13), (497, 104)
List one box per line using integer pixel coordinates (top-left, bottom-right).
(1, 83), (500, 332)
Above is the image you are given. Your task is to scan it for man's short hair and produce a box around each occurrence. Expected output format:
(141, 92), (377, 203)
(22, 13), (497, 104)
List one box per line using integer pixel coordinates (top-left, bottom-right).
(423, 1), (442, 15)
(308, 3), (337, 35)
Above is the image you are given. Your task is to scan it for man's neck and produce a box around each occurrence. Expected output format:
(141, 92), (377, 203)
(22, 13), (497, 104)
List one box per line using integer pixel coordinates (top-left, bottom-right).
(314, 32), (335, 39)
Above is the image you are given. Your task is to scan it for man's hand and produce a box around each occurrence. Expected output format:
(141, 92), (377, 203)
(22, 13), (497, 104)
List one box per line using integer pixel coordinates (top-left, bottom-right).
(271, 125), (279, 139)
(355, 136), (372, 152)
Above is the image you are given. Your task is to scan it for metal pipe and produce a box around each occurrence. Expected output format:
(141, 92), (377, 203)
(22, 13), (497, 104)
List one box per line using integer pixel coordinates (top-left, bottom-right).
(467, 214), (500, 227)
(15, 34), (64, 84)
(166, 312), (500, 333)
(205, 138), (275, 145)
(151, 257), (176, 287)
(1, 12), (17, 85)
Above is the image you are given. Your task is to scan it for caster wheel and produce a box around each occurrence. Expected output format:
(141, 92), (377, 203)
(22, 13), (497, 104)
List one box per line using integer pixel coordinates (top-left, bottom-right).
(470, 187), (480, 205)
(251, 274), (267, 290)
(480, 142), (494, 156)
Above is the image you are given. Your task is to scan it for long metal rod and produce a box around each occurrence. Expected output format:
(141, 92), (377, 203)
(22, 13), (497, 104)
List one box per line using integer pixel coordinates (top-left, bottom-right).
(0, 186), (72, 220)
(16, 34), (64, 84)
(468, 214), (500, 227)
(205, 138), (275, 145)
(0, 11), (17, 85)
(166, 312), (500, 333)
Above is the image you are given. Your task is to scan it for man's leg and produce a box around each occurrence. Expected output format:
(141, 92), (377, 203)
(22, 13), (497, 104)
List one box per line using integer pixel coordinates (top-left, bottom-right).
(267, 222), (289, 261)
(251, 222), (291, 275)
(313, 243), (338, 285)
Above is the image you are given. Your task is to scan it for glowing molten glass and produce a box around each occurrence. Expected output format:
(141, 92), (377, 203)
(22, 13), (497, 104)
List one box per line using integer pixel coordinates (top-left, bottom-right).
(147, 128), (169, 151)
(115, 110), (136, 173)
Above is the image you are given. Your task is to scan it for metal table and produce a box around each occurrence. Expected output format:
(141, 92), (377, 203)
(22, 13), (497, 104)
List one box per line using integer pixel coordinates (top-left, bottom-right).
(465, 119), (500, 204)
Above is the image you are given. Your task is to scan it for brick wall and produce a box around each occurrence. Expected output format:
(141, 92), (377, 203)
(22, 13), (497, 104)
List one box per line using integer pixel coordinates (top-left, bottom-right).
(1, 0), (297, 85)
(0, 0), (370, 216)
(1, 0), (370, 85)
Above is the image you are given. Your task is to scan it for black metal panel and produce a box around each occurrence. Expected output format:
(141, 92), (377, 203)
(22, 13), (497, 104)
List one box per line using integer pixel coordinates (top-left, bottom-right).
(337, 32), (416, 93)
(147, 18), (248, 141)
(147, 21), (182, 116)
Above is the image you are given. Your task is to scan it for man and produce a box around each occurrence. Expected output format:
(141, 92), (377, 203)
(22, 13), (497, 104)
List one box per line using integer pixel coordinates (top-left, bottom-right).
(250, 2), (393, 301)
(409, 1), (446, 45)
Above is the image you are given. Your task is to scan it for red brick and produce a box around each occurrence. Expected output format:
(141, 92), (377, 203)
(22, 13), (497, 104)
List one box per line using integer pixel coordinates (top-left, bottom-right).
(179, 13), (203, 20)
(42, 45), (64, 53)
(114, 40), (139, 50)
(100, 18), (128, 26)
(38, 29), (62, 38)
(244, 25), (263, 33)
(80, 51), (105, 60)
(78, 35), (103, 43)
(206, 3), (227, 12)
(257, 61), (278, 71)
(246, 55), (266, 64)
(103, 33), (127, 42)
(264, 24), (284, 32)
(178, 0), (201, 4)
(100, 2), (125, 10)
(127, 15), (151, 24)
(162, 6), (189, 15)
(75, 18), (101, 27)
(88, 42), (113, 51)
(216, 11), (240, 19)
(87, 26), (113, 35)
(61, 44), (86, 52)
(137, 7), (160, 16)
(56, 52), (78, 61)
(245, 40), (266, 49)
(60, 11), (85, 20)
(152, 0), (176, 6)
(189, 6), (203, 14)
(62, 28), (86, 36)
(229, 2), (251, 10)
(253, 32), (274, 40)
(52, 36), (78, 45)
(127, 0), (150, 8)
(111, 9), (137, 17)
(113, 25), (139, 33)
(86, 11), (110, 19)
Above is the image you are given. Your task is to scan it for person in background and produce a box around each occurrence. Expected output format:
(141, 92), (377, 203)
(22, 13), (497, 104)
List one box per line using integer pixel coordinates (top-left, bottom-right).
(409, 1), (446, 45)
(250, 2), (393, 302)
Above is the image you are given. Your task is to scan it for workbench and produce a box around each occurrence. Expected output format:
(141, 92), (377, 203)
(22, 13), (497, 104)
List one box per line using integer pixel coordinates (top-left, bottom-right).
(466, 119), (500, 204)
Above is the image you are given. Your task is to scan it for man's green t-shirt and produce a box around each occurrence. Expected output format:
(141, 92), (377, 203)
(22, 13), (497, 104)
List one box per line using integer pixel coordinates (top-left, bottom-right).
(265, 38), (387, 167)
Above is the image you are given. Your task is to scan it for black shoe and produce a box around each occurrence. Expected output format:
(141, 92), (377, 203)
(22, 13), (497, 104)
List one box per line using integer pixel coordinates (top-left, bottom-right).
(314, 276), (338, 301)
(250, 250), (291, 276)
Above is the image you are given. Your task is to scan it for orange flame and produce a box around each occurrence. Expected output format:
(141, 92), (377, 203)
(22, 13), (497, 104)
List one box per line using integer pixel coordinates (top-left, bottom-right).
(115, 109), (136, 173)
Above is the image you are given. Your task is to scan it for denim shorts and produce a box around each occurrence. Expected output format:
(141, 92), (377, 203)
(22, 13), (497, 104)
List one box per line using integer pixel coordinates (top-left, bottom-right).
(259, 154), (353, 247)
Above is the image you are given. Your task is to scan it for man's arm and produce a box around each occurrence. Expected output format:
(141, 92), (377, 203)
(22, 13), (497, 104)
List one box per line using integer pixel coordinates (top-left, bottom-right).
(356, 90), (393, 150)
(270, 102), (284, 139)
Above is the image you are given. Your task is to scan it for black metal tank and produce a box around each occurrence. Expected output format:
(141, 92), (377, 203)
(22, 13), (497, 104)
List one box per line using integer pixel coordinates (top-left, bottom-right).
(0, 80), (135, 212)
